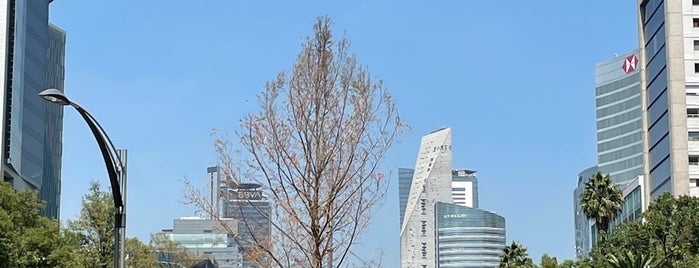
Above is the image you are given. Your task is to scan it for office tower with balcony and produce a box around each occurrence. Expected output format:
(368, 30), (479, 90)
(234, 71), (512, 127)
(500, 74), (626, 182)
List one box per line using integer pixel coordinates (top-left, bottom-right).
(636, 0), (699, 199)
(0, 0), (66, 219)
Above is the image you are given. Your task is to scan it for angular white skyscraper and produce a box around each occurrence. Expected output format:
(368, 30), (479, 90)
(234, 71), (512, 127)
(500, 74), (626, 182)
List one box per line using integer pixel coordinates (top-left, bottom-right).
(401, 128), (453, 268)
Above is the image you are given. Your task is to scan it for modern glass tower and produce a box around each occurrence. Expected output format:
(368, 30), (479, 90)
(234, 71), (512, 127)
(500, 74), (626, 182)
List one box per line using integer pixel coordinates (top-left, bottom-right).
(219, 181), (271, 267)
(435, 202), (505, 268)
(0, 0), (66, 219)
(636, 0), (699, 200)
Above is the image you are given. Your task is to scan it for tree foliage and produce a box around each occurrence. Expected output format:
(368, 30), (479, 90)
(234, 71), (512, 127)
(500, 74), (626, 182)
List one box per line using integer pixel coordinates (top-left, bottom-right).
(0, 181), (82, 267)
(580, 172), (623, 236)
(500, 241), (535, 268)
(125, 237), (158, 268)
(581, 193), (699, 268)
(68, 181), (115, 267)
(189, 15), (404, 268)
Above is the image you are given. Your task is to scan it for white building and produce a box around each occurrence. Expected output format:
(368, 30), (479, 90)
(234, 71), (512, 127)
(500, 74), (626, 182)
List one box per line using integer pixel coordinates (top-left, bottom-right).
(400, 128), (454, 267)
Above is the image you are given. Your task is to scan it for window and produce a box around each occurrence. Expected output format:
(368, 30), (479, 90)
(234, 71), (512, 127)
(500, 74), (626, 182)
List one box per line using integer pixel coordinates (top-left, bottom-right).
(690, 156), (699, 165)
(694, 18), (699, 27)
(695, 0), (699, 6)
(695, 40), (699, 51)
(691, 179), (699, 187)
(695, 63), (699, 73)
(689, 108), (699, 117)
(690, 132), (699, 141)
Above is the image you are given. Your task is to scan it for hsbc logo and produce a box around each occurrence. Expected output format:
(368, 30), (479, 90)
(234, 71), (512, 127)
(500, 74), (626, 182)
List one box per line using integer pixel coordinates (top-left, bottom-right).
(622, 54), (638, 73)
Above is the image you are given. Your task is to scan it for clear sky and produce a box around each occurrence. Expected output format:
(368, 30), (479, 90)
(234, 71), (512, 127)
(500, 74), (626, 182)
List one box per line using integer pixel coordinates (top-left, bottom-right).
(51, 0), (639, 266)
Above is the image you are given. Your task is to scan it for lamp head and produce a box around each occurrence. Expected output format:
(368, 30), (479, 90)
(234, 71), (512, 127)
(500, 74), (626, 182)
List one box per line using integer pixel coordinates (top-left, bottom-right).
(38, 88), (70, 105)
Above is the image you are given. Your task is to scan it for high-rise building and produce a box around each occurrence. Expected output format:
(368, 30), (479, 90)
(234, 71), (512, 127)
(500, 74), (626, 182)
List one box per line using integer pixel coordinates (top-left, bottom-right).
(213, 169), (271, 268)
(400, 127), (454, 267)
(573, 50), (647, 258)
(451, 169), (478, 208)
(595, 50), (644, 184)
(400, 128), (505, 268)
(0, 0), (66, 219)
(40, 23), (66, 219)
(399, 168), (479, 226)
(435, 202), (505, 268)
(635, 0), (699, 200)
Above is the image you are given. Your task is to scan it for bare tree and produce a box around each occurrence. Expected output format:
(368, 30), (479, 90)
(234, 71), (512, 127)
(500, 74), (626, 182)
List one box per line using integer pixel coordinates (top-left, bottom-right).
(188, 16), (403, 268)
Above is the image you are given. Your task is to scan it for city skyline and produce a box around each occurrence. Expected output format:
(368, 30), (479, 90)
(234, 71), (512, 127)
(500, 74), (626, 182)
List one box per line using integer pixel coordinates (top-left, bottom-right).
(50, 0), (640, 265)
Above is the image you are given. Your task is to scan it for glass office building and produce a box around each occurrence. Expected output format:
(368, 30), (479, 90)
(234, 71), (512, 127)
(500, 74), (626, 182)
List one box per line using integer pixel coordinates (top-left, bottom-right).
(161, 217), (239, 268)
(0, 0), (66, 219)
(219, 182), (271, 267)
(435, 202), (505, 268)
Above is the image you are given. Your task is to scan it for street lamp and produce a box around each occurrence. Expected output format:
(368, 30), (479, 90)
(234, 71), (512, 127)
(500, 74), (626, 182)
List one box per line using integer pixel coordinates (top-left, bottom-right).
(39, 88), (128, 268)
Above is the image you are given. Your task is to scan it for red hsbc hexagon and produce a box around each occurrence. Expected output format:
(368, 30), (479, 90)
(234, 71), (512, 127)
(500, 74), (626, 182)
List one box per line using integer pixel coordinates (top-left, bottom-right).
(622, 55), (638, 73)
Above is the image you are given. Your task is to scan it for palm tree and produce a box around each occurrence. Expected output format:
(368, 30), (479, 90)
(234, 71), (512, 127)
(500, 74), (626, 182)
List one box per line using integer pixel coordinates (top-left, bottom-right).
(580, 172), (623, 237)
(607, 251), (657, 268)
(500, 241), (534, 268)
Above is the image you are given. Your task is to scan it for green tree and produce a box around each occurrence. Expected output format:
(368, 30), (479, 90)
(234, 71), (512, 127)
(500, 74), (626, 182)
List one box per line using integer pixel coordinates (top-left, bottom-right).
(125, 237), (157, 268)
(580, 172), (623, 236)
(606, 251), (657, 268)
(68, 181), (115, 267)
(540, 253), (558, 268)
(558, 259), (575, 268)
(0, 181), (82, 267)
(500, 241), (535, 268)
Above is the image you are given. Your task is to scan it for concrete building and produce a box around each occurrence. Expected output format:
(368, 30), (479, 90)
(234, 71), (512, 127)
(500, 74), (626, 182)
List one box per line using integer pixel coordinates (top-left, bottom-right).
(161, 217), (239, 268)
(400, 128), (454, 267)
(399, 168), (479, 226)
(0, 0), (66, 219)
(635, 0), (699, 200)
(435, 202), (505, 268)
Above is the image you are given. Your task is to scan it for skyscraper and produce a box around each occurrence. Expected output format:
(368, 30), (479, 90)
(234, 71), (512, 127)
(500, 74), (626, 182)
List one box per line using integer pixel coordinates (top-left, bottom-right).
(399, 168), (479, 226)
(0, 0), (66, 219)
(400, 128), (505, 268)
(400, 128), (454, 267)
(220, 182), (271, 267)
(573, 50), (646, 258)
(636, 0), (699, 200)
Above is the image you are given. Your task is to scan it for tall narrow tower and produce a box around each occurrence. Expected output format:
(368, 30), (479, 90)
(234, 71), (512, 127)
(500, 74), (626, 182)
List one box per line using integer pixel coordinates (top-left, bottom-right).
(400, 128), (453, 268)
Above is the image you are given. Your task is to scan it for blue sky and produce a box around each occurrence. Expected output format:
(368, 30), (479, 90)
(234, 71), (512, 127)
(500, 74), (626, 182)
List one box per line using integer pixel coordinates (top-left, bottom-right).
(52, 0), (639, 266)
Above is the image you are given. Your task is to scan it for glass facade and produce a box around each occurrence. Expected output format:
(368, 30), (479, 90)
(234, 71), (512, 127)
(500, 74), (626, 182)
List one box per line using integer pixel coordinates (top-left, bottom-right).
(39, 23), (65, 218)
(220, 185), (271, 268)
(573, 166), (598, 259)
(595, 52), (643, 184)
(165, 218), (240, 268)
(641, 0), (671, 198)
(0, 0), (64, 219)
(435, 202), (505, 268)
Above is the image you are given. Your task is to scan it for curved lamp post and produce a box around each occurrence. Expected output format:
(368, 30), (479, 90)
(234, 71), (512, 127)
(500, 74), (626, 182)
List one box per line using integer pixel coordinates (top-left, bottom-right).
(39, 88), (127, 268)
